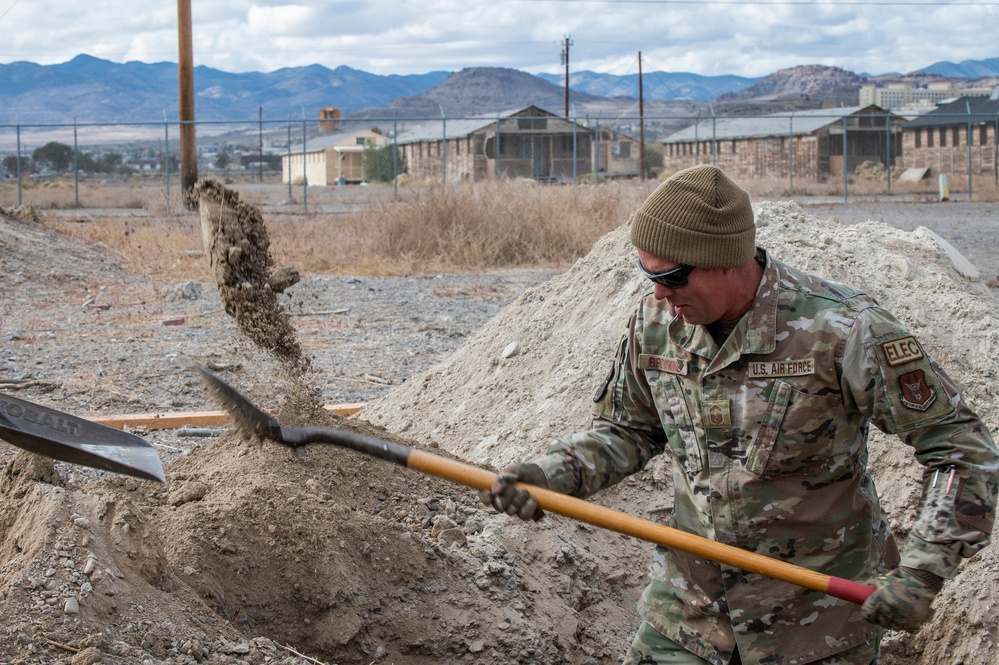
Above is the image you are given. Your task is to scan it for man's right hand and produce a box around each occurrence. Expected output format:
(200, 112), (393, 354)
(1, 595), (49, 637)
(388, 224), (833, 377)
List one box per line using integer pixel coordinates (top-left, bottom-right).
(478, 462), (549, 521)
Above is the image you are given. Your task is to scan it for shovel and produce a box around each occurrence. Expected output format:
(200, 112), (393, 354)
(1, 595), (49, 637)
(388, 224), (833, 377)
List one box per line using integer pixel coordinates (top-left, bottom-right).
(196, 365), (875, 605)
(0, 391), (165, 483)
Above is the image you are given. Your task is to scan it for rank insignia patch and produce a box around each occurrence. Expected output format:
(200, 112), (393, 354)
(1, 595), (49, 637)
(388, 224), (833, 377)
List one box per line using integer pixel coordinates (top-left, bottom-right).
(899, 369), (936, 411)
(702, 399), (731, 428)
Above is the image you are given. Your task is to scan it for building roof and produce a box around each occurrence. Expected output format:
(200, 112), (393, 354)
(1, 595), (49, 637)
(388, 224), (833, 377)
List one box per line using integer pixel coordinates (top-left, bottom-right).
(901, 93), (999, 129)
(663, 106), (881, 143)
(392, 105), (585, 144)
(300, 129), (381, 153)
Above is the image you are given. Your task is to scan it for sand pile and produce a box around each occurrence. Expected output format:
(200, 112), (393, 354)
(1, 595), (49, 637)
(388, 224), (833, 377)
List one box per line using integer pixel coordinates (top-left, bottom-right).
(361, 200), (999, 665)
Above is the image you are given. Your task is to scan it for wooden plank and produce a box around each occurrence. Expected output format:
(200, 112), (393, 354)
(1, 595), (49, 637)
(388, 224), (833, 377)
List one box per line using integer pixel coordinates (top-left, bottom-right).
(88, 403), (365, 431)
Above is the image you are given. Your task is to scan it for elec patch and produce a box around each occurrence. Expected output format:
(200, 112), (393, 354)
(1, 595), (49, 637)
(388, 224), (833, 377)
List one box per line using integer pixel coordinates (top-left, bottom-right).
(880, 336), (924, 367)
(875, 335), (954, 428)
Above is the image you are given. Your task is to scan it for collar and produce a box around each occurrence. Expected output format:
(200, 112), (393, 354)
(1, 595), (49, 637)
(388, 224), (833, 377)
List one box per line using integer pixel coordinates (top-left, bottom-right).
(666, 248), (779, 362)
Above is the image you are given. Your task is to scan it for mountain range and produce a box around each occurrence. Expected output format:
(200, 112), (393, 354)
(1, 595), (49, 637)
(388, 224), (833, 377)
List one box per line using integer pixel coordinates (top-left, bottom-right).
(1, 54), (998, 124)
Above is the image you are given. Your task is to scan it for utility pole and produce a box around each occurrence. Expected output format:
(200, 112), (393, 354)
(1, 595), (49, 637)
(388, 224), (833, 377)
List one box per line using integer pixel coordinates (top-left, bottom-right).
(638, 51), (646, 181)
(177, 0), (198, 208)
(560, 35), (573, 117)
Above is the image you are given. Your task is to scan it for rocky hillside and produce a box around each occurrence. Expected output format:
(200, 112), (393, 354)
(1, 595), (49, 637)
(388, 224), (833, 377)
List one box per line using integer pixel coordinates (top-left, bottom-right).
(716, 65), (866, 102)
(350, 66), (604, 118)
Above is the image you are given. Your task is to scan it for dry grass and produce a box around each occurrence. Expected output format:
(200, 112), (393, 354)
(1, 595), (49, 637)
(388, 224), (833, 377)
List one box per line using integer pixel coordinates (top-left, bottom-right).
(32, 180), (652, 280)
(42, 214), (212, 281)
(327, 180), (650, 273)
(17, 173), (999, 282)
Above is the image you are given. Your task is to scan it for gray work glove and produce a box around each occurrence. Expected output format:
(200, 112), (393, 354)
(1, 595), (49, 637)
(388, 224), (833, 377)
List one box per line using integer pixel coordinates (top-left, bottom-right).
(861, 566), (943, 632)
(478, 462), (549, 521)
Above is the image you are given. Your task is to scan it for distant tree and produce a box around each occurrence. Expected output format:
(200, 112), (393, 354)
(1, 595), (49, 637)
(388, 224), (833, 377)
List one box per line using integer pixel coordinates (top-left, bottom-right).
(370, 126), (383, 135)
(75, 153), (98, 173)
(363, 144), (404, 182)
(643, 143), (664, 179)
(2, 155), (31, 177)
(161, 153), (179, 173)
(32, 141), (75, 173)
(215, 151), (231, 170)
(97, 152), (124, 174)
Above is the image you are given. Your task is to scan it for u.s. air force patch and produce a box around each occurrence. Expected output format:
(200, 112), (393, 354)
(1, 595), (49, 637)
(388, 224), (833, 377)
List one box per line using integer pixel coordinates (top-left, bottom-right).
(876, 334), (954, 428)
(899, 368), (936, 411)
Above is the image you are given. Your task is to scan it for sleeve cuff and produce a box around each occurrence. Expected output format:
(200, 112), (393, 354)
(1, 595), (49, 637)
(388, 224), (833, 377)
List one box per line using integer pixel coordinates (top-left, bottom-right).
(899, 536), (963, 580)
(534, 450), (581, 495)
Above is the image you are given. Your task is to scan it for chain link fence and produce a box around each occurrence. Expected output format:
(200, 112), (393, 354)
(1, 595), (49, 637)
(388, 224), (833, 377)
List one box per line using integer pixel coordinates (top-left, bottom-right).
(2, 110), (997, 211)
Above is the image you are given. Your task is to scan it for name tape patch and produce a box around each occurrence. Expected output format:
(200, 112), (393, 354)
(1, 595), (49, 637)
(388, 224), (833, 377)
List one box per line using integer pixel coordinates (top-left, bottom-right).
(640, 354), (687, 376)
(747, 359), (815, 378)
(880, 336), (925, 367)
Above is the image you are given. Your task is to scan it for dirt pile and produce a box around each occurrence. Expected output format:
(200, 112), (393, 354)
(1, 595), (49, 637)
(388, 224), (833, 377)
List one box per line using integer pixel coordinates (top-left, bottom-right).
(362, 200), (999, 665)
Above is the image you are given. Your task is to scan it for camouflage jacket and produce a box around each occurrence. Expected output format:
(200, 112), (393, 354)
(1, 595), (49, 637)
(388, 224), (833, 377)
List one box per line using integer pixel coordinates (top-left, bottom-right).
(534, 249), (998, 665)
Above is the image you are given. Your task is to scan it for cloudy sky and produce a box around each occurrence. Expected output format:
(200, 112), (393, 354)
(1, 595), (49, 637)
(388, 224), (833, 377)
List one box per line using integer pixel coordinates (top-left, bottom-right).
(0, 0), (996, 79)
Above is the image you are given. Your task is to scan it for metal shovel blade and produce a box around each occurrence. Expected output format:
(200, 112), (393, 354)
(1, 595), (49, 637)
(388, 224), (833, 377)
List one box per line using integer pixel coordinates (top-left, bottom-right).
(0, 391), (165, 483)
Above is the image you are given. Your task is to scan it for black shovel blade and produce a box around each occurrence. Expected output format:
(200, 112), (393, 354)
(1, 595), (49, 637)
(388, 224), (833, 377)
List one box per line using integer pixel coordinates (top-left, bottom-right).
(0, 391), (165, 483)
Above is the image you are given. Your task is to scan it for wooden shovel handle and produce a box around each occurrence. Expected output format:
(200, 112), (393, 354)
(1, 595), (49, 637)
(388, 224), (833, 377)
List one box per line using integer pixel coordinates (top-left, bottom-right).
(408, 449), (875, 605)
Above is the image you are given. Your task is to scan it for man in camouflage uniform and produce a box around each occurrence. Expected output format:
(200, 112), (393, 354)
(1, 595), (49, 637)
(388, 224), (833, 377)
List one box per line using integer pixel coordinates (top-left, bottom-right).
(480, 165), (998, 664)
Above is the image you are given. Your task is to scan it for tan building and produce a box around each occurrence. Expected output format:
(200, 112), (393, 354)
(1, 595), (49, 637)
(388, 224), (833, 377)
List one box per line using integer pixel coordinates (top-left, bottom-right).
(900, 93), (999, 179)
(661, 106), (904, 182)
(394, 106), (641, 183)
(594, 126), (643, 180)
(282, 129), (388, 186)
(860, 82), (995, 111)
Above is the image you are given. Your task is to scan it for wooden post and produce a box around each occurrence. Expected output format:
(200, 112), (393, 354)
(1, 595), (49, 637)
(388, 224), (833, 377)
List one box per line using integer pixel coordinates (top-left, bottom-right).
(639, 51), (646, 181)
(177, 0), (198, 208)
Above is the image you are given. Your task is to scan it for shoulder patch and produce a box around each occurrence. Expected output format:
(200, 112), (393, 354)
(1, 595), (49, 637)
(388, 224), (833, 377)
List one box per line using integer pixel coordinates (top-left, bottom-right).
(898, 369), (936, 411)
(593, 363), (614, 403)
(880, 336), (924, 367)
(875, 335), (954, 428)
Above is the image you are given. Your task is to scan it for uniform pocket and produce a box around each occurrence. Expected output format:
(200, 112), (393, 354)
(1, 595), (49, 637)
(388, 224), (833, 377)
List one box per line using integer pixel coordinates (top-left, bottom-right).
(746, 379), (841, 477)
(648, 373), (704, 473)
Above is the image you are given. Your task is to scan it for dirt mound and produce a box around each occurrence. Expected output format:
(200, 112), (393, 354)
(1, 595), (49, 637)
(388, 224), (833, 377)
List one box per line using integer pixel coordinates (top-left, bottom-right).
(362, 201), (999, 665)
(1, 205), (149, 305)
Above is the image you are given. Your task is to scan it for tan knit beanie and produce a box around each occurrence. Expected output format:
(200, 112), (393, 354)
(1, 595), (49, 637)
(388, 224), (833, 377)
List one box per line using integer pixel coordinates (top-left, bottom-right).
(630, 165), (756, 268)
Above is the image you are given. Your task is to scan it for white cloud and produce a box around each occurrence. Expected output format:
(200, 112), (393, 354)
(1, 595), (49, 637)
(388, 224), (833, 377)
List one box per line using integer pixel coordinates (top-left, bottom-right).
(0, 0), (995, 78)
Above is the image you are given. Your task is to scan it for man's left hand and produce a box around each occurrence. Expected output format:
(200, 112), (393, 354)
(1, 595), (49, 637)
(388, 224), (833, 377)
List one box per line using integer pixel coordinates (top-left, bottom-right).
(861, 566), (943, 632)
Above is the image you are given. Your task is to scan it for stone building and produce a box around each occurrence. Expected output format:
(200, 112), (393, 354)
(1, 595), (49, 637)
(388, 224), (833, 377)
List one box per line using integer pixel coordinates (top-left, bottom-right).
(393, 106), (640, 183)
(661, 106), (904, 182)
(899, 92), (999, 181)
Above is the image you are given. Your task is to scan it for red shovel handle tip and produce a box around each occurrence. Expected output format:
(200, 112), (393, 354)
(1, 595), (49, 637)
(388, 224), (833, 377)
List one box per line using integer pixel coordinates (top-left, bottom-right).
(827, 576), (876, 605)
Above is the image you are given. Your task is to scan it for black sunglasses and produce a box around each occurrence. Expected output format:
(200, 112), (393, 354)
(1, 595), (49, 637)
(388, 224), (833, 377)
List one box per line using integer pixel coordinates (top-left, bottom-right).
(637, 258), (695, 289)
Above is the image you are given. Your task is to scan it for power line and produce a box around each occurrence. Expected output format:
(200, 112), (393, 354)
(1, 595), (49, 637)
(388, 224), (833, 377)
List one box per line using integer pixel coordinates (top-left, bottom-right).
(509, 0), (998, 5)
(0, 0), (20, 22)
